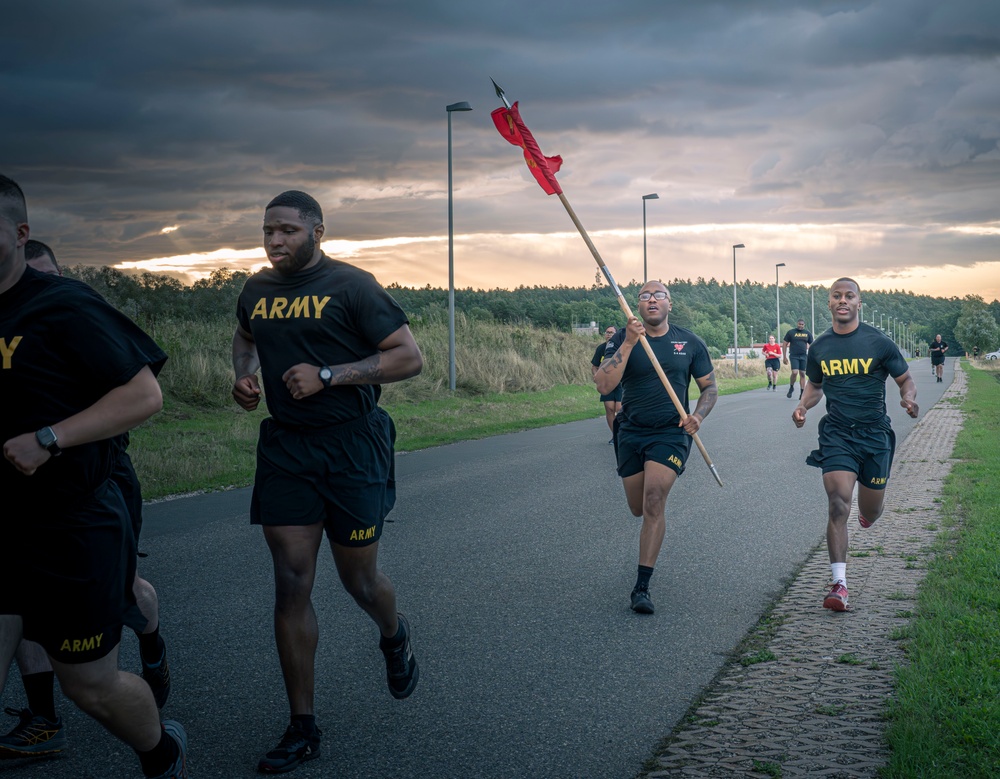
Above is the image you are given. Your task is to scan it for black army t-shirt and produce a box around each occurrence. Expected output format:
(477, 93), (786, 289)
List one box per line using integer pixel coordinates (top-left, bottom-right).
(237, 255), (408, 428)
(591, 341), (608, 368)
(805, 323), (908, 428)
(783, 327), (813, 357)
(0, 267), (167, 505)
(605, 324), (713, 430)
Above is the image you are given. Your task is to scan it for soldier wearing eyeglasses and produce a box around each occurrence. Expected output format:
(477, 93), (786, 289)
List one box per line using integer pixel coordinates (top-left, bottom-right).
(595, 281), (717, 614)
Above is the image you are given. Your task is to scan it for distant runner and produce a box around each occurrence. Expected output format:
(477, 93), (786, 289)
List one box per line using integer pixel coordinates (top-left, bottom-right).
(929, 334), (948, 383)
(782, 318), (813, 399)
(761, 336), (782, 391)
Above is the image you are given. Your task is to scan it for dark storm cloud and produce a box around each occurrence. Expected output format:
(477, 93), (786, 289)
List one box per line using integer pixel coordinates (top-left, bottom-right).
(2, 0), (997, 296)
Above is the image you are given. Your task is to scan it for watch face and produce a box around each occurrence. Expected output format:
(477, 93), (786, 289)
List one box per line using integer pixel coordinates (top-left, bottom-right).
(36, 426), (61, 455)
(319, 367), (333, 386)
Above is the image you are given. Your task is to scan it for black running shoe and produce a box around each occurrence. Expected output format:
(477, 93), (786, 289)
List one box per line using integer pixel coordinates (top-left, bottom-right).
(630, 587), (655, 614)
(141, 642), (171, 709)
(258, 721), (321, 774)
(786, 385), (794, 398)
(380, 613), (419, 699)
(0, 707), (67, 757)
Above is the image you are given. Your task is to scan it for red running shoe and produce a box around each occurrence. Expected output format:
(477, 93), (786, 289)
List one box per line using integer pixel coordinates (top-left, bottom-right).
(858, 513), (874, 528)
(823, 582), (849, 612)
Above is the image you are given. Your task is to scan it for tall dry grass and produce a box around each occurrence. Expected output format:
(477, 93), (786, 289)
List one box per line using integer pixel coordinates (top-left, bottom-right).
(149, 314), (599, 408)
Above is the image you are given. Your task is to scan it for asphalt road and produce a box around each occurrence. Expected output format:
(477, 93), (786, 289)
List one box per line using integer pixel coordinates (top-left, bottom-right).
(0, 359), (951, 779)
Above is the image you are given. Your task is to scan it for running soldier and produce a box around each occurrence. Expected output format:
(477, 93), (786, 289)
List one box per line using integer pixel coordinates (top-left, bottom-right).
(0, 174), (186, 778)
(591, 325), (622, 443)
(783, 318), (813, 399)
(232, 190), (423, 774)
(792, 278), (918, 611)
(1, 240), (171, 760)
(761, 335), (782, 390)
(596, 281), (717, 615)
(929, 334), (948, 383)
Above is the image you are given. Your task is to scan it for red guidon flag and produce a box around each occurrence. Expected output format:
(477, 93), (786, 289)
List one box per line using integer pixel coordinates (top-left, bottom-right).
(491, 101), (563, 196)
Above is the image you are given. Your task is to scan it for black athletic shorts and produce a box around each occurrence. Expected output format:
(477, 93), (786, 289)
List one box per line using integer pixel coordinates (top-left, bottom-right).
(113, 450), (144, 543)
(0, 479), (143, 664)
(805, 415), (896, 489)
(765, 357), (780, 372)
(789, 355), (807, 371)
(931, 354), (944, 365)
(251, 408), (397, 546)
(615, 423), (691, 478)
(599, 385), (623, 403)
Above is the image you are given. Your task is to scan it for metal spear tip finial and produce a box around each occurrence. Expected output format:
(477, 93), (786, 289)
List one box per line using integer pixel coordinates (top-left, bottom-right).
(491, 77), (512, 109)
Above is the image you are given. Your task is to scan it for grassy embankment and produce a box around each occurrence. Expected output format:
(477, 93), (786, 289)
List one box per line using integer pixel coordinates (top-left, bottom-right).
(130, 316), (770, 499)
(883, 360), (1000, 777)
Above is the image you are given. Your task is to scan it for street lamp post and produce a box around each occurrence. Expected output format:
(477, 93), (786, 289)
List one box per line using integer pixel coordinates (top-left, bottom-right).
(642, 193), (659, 283)
(446, 100), (472, 392)
(732, 243), (745, 376)
(880, 312), (884, 331)
(775, 262), (786, 342)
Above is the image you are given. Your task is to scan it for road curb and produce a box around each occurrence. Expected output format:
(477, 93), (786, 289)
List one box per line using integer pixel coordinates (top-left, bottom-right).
(643, 363), (968, 778)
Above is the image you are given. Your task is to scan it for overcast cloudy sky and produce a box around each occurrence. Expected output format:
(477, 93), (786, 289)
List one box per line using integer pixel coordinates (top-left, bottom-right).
(5, 0), (999, 301)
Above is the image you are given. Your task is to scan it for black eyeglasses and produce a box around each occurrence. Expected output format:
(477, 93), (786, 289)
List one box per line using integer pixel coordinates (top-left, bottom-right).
(638, 291), (668, 301)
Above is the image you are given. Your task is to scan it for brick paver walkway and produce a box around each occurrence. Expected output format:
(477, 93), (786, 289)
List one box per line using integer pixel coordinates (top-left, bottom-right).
(645, 365), (967, 778)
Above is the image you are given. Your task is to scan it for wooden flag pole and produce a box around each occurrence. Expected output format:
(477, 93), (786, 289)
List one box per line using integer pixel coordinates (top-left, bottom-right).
(557, 193), (724, 488)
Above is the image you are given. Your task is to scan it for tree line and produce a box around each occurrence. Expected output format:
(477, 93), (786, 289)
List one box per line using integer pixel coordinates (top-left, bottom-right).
(63, 265), (1000, 358)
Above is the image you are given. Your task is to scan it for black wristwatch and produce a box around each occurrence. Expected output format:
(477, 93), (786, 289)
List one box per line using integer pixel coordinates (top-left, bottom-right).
(35, 426), (63, 457)
(318, 366), (334, 388)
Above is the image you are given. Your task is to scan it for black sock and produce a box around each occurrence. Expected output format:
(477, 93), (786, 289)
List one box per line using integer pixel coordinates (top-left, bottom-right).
(635, 565), (654, 591)
(380, 621), (405, 649)
(138, 726), (179, 778)
(291, 714), (318, 733)
(138, 630), (164, 666)
(22, 672), (57, 722)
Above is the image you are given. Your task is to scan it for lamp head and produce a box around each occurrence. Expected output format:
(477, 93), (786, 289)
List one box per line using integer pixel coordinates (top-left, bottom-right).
(447, 101), (473, 112)
(733, 243), (745, 249)
(642, 193), (659, 201)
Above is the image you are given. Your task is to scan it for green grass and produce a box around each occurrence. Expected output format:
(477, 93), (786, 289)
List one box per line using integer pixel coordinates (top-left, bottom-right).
(739, 649), (776, 666)
(883, 364), (1000, 778)
(384, 384), (602, 450)
(752, 759), (783, 777)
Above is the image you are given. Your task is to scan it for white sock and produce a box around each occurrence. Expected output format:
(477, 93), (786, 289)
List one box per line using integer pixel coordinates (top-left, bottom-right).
(830, 563), (847, 586)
